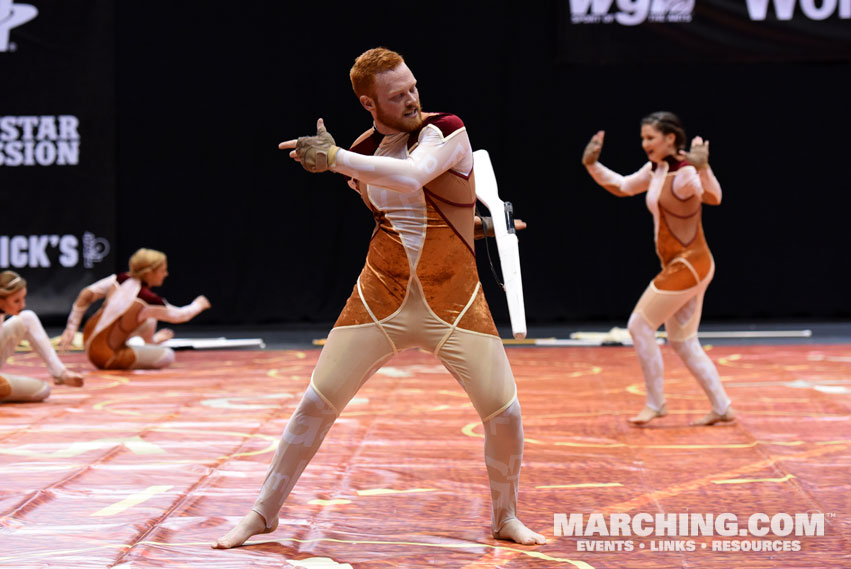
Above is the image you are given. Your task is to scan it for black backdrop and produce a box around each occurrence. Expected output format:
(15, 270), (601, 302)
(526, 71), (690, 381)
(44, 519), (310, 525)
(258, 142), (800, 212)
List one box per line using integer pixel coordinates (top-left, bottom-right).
(49, 2), (851, 325)
(1, 1), (116, 316)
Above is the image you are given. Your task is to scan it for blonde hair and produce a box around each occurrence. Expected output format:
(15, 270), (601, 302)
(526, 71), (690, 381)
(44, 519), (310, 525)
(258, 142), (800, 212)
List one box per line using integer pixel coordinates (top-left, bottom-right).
(0, 271), (26, 298)
(129, 248), (167, 280)
(350, 47), (405, 98)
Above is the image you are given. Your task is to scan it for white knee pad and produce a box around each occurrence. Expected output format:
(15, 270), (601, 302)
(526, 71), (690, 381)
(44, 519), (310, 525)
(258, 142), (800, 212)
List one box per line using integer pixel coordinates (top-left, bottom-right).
(154, 348), (175, 368)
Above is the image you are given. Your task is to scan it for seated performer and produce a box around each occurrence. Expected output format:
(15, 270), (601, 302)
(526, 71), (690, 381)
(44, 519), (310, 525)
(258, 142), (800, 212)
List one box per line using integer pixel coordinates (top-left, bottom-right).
(59, 257), (178, 352)
(82, 248), (211, 370)
(214, 47), (545, 549)
(582, 111), (734, 426)
(0, 271), (84, 403)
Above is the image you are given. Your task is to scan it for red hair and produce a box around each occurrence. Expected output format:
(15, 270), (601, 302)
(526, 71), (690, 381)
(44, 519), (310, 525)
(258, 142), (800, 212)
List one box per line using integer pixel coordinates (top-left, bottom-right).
(349, 47), (404, 98)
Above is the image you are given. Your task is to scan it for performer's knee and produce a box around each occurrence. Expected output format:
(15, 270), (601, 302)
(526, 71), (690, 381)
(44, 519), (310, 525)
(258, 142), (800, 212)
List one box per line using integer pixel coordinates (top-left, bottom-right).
(30, 380), (51, 402)
(308, 376), (347, 416)
(134, 318), (157, 340)
(16, 309), (40, 330)
(480, 395), (520, 424)
(153, 348), (175, 369)
(627, 312), (653, 339)
(670, 336), (699, 358)
(481, 397), (522, 438)
(282, 385), (339, 446)
(0, 375), (51, 403)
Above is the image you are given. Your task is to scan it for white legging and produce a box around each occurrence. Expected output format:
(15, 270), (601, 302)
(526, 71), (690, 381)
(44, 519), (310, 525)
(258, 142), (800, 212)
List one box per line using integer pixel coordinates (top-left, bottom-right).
(129, 344), (175, 369)
(251, 283), (525, 535)
(0, 311), (66, 403)
(628, 305), (731, 415)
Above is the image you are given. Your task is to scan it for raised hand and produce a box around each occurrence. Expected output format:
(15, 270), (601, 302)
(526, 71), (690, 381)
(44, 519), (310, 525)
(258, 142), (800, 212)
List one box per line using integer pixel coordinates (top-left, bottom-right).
(682, 136), (709, 170)
(278, 118), (338, 173)
(582, 130), (605, 166)
(195, 295), (211, 311)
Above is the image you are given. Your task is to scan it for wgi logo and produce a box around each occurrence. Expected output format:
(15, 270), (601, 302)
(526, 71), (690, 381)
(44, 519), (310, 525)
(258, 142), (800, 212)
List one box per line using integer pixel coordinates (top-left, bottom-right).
(0, 0), (38, 52)
(570, 0), (694, 25)
(746, 0), (850, 20)
(0, 115), (80, 167)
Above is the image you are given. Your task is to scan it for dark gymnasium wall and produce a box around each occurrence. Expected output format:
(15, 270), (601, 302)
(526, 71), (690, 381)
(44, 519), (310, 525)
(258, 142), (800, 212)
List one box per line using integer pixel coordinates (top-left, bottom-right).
(4, 1), (850, 326)
(2, 1), (115, 316)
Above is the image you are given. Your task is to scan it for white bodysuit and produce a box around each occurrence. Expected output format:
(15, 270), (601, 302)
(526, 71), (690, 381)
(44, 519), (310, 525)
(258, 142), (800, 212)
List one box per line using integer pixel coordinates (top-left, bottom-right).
(0, 310), (69, 403)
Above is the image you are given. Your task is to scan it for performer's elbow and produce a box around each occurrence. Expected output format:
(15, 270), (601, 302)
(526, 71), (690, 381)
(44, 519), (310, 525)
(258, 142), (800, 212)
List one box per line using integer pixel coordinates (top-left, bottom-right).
(703, 192), (722, 205)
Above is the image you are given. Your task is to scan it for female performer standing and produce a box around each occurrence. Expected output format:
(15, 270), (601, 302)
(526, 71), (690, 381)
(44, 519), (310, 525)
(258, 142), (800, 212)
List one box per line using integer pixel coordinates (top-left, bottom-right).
(582, 112), (734, 426)
(0, 271), (83, 403)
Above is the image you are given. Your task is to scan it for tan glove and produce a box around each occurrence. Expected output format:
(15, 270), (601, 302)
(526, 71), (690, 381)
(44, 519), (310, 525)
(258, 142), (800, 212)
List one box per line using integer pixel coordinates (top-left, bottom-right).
(683, 136), (709, 170)
(582, 130), (605, 166)
(295, 120), (339, 173)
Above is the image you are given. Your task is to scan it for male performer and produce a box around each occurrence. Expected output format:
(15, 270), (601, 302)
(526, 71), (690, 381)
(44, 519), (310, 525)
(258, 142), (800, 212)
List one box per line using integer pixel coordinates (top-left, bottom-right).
(214, 47), (544, 548)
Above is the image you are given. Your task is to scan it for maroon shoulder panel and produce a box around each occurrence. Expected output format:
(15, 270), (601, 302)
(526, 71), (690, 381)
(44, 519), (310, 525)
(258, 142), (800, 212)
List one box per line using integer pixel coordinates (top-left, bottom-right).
(349, 128), (383, 156)
(407, 113), (464, 150)
(138, 286), (166, 306)
(426, 113), (464, 137)
(117, 272), (165, 305)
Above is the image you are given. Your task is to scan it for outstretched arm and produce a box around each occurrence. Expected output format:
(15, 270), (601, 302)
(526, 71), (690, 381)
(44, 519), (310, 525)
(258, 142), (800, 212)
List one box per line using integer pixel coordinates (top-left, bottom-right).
(279, 118), (469, 194)
(582, 130), (650, 196)
(59, 274), (116, 351)
(139, 296), (211, 324)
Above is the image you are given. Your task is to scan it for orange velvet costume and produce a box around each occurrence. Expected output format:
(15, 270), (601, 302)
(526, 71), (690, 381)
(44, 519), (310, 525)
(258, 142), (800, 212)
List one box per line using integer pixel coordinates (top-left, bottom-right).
(249, 113), (534, 540)
(586, 155), (732, 416)
(83, 273), (205, 370)
(334, 115), (496, 338)
(587, 156), (722, 340)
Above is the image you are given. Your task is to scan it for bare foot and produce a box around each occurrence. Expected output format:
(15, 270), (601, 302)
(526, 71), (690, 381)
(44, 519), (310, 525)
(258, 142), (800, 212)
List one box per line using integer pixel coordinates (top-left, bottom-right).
(153, 328), (175, 344)
(53, 369), (84, 388)
(212, 511), (277, 549)
(628, 403), (667, 425)
(494, 518), (547, 545)
(691, 405), (735, 426)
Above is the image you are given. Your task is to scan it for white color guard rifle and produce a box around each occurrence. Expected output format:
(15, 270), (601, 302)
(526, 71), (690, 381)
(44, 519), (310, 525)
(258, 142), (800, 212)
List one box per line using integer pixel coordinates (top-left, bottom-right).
(472, 149), (527, 340)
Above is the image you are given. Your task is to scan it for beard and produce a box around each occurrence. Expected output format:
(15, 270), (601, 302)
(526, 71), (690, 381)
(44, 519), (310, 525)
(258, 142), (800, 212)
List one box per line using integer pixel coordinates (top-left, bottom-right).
(376, 99), (423, 133)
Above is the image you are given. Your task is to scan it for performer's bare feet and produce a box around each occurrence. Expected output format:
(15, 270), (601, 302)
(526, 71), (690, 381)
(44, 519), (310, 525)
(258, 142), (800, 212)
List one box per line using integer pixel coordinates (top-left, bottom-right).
(691, 405), (735, 426)
(153, 328), (175, 344)
(494, 518), (547, 545)
(212, 510), (278, 549)
(628, 403), (667, 425)
(53, 369), (84, 388)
